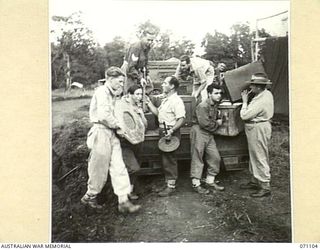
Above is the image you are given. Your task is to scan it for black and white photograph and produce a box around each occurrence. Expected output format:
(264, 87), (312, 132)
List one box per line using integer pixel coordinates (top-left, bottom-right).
(50, 0), (290, 243)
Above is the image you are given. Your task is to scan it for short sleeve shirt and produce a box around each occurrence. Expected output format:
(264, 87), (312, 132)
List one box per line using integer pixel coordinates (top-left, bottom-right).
(190, 57), (215, 84)
(158, 92), (186, 127)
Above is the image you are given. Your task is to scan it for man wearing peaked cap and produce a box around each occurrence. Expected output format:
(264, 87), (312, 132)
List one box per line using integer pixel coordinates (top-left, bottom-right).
(240, 73), (274, 198)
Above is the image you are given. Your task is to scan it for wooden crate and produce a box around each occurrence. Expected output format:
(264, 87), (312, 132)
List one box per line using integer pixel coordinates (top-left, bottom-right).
(213, 102), (244, 136)
(148, 60), (193, 95)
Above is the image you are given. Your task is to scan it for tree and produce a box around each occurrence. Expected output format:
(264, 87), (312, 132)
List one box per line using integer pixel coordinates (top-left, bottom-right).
(202, 22), (271, 69)
(149, 31), (172, 60)
(136, 20), (160, 38)
(169, 39), (195, 59)
(229, 22), (253, 67)
(103, 36), (127, 68)
(203, 31), (232, 66)
(149, 31), (195, 60)
(51, 12), (98, 89)
(51, 43), (66, 89)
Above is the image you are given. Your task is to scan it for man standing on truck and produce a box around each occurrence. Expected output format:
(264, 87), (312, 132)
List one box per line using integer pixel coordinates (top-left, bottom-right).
(146, 76), (186, 197)
(174, 55), (215, 103)
(190, 84), (225, 194)
(240, 73), (274, 198)
(81, 67), (141, 213)
(121, 28), (156, 94)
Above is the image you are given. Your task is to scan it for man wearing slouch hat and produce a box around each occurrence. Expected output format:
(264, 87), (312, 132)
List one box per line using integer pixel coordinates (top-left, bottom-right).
(240, 73), (274, 198)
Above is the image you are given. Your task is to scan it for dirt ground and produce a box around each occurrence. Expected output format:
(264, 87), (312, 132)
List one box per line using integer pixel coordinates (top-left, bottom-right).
(51, 98), (291, 242)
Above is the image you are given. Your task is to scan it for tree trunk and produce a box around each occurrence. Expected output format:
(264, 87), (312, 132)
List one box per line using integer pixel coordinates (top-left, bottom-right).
(64, 52), (71, 91)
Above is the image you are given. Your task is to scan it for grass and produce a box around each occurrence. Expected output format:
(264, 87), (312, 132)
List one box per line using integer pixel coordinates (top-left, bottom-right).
(52, 88), (94, 102)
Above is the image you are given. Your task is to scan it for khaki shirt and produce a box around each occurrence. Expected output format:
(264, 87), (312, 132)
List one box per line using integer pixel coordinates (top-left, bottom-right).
(194, 98), (220, 133)
(158, 92), (186, 127)
(89, 84), (120, 129)
(240, 89), (274, 122)
(123, 41), (150, 81)
(175, 57), (215, 84)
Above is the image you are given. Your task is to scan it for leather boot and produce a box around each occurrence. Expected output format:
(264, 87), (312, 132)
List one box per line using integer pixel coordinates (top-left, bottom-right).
(81, 195), (103, 209)
(240, 182), (260, 190)
(118, 200), (141, 213)
(193, 185), (210, 194)
(128, 192), (139, 200)
(206, 182), (225, 191)
(158, 187), (176, 197)
(250, 189), (271, 198)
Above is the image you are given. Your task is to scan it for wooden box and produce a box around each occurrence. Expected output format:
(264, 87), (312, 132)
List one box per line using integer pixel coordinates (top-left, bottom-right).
(213, 102), (244, 137)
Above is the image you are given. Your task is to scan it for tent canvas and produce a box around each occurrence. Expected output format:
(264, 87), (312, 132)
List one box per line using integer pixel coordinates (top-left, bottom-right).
(263, 36), (289, 116)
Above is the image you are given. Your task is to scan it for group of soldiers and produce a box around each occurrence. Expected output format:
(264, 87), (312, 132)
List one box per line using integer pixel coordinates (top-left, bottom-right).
(80, 29), (274, 214)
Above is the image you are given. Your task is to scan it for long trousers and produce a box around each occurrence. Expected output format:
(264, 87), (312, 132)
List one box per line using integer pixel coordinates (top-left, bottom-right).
(190, 125), (221, 179)
(85, 124), (131, 198)
(245, 122), (272, 189)
(159, 127), (181, 182)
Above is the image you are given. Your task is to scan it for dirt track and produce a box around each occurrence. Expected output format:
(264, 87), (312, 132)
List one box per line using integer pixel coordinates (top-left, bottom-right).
(51, 99), (291, 242)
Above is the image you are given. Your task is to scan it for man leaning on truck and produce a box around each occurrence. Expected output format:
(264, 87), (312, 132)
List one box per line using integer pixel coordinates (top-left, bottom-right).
(240, 73), (274, 198)
(174, 55), (215, 104)
(146, 76), (186, 197)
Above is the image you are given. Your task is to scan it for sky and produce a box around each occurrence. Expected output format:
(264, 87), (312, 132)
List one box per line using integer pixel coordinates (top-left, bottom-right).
(50, 0), (289, 54)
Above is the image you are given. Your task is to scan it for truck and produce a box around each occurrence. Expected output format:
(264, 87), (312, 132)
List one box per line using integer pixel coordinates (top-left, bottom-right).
(135, 60), (250, 175)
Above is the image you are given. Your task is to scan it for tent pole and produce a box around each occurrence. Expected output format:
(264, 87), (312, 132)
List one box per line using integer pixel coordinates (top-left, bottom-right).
(251, 40), (255, 62)
(255, 19), (259, 61)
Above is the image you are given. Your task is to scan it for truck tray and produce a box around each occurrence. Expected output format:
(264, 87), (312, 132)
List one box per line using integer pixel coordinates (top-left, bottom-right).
(137, 127), (249, 175)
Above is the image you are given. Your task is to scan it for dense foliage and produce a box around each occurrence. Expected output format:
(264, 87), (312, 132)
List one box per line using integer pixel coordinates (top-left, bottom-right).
(51, 14), (270, 89)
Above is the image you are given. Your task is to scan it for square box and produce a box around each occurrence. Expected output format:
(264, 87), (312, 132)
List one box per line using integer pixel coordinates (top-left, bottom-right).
(214, 102), (244, 136)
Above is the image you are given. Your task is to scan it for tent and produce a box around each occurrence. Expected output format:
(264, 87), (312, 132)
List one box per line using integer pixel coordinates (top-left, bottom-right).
(263, 36), (289, 116)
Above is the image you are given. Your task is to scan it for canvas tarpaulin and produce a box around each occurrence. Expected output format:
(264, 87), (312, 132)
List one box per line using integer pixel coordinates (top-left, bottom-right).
(224, 61), (266, 102)
(263, 37), (289, 115)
